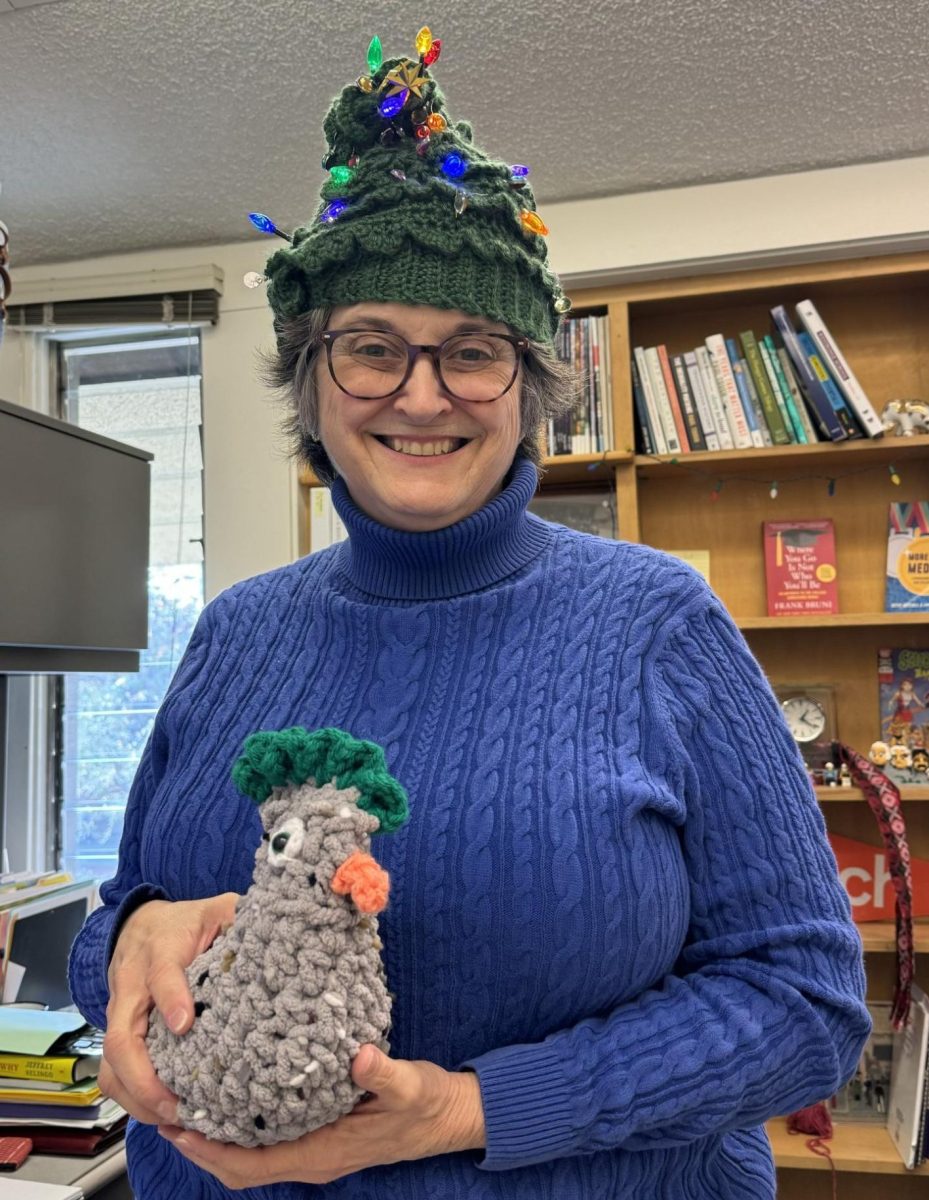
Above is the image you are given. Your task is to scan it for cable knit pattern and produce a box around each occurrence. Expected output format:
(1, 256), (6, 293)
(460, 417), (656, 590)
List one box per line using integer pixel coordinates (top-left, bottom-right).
(68, 458), (869, 1199)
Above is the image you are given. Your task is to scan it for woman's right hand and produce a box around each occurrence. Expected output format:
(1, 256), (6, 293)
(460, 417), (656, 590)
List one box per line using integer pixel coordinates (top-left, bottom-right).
(100, 892), (239, 1126)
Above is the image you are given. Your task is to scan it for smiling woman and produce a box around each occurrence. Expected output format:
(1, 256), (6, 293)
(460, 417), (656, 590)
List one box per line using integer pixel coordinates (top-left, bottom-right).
(67, 23), (870, 1200)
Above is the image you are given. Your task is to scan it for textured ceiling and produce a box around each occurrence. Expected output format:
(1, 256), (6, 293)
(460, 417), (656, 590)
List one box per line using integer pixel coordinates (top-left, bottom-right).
(3, 0), (928, 267)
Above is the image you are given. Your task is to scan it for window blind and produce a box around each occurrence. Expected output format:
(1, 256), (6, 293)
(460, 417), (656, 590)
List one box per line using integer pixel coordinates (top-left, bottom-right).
(6, 288), (220, 329)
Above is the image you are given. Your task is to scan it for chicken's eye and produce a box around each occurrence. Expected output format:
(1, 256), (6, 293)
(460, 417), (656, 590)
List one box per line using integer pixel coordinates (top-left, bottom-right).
(267, 817), (305, 866)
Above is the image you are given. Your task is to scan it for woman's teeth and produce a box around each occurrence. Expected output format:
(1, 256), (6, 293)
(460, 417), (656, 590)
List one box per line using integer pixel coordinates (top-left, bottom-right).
(381, 437), (463, 456)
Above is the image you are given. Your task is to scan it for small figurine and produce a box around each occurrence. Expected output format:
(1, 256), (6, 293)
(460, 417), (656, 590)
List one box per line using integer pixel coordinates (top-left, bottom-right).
(869, 740), (891, 767)
(889, 743), (913, 771)
(911, 747), (929, 775)
(823, 761), (839, 787)
(881, 399), (929, 437)
(838, 762), (852, 787)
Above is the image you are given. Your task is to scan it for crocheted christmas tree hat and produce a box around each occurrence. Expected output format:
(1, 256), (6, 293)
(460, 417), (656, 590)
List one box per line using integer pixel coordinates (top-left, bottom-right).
(247, 26), (571, 346)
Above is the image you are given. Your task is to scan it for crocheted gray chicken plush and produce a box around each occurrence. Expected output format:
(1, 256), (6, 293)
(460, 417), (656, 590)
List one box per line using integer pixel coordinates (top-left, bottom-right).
(145, 727), (409, 1146)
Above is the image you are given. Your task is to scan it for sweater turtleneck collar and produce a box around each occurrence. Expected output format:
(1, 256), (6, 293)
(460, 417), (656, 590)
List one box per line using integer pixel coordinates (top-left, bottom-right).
(329, 456), (553, 601)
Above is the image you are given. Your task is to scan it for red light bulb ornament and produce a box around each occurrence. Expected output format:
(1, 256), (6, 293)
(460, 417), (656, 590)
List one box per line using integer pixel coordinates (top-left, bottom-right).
(423, 39), (442, 67)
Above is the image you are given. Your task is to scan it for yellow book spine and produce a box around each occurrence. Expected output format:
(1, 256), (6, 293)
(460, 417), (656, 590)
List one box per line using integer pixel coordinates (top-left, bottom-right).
(0, 1055), (77, 1083)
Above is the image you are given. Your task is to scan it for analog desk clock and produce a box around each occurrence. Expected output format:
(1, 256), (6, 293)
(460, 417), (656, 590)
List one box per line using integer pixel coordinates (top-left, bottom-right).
(772, 684), (838, 769)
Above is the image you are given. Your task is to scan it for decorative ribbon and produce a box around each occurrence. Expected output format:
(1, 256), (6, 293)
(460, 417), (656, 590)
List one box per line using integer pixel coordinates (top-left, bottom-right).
(835, 741), (914, 1029)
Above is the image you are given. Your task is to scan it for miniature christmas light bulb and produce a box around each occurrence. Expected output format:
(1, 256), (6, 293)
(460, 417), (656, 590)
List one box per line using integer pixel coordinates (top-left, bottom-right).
(440, 153), (467, 179)
(379, 90), (408, 119)
(415, 26), (433, 56)
(367, 36), (383, 75)
(423, 39), (441, 66)
(519, 211), (549, 236)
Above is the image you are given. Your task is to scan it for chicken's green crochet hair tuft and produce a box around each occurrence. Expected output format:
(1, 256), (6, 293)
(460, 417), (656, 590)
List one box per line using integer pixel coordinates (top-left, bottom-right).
(232, 727), (409, 833)
(252, 28), (571, 346)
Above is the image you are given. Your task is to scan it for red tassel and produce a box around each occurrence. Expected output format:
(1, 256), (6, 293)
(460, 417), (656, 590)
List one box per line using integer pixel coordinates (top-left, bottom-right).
(786, 1103), (836, 1200)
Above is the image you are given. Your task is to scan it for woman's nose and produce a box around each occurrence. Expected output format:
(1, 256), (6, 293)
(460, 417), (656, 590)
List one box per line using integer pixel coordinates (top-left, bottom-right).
(391, 351), (454, 418)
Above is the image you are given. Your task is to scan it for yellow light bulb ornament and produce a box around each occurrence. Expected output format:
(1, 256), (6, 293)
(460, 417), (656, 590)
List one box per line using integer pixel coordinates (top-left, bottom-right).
(415, 26), (433, 56)
(520, 211), (549, 236)
(889, 464), (902, 485)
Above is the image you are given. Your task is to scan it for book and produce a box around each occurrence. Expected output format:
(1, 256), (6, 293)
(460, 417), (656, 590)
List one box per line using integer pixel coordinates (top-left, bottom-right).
(0, 1114), (127, 1156)
(796, 329), (861, 438)
(762, 519), (838, 617)
(643, 347), (682, 454)
(739, 356), (772, 446)
(633, 347), (669, 455)
(888, 983), (929, 1167)
(0, 1030), (102, 1086)
(776, 347), (819, 443)
(795, 298), (884, 438)
(725, 338), (764, 447)
(694, 345), (734, 449)
(770, 306), (846, 441)
(630, 355), (655, 454)
(761, 334), (807, 443)
(0, 1078), (102, 1107)
(739, 330), (791, 444)
(664, 549), (711, 583)
(877, 646), (929, 784)
(670, 353), (707, 451)
(885, 502), (929, 613)
(656, 345), (691, 452)
(705, 334), (752, 449)
(682, 351), (720, 451)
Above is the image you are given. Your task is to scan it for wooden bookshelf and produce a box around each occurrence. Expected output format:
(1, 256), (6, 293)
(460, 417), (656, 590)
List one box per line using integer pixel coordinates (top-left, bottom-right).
(565, 252), (929, 1188)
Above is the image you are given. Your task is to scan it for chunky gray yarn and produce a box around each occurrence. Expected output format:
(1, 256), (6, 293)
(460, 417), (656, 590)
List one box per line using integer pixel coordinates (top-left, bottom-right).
(146, 735), (406, 1147)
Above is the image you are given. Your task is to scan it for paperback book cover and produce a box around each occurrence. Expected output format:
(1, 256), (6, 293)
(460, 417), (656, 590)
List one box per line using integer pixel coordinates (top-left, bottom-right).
(886, 501), (929, 612)
(877, 646), (929, 784)
(762, 519), (838, 616)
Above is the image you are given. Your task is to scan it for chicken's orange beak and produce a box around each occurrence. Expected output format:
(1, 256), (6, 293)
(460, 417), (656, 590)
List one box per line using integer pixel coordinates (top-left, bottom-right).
(331, 850), (389, 914)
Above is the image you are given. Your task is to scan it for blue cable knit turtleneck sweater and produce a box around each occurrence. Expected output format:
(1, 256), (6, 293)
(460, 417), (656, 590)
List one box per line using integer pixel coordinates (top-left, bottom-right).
(69, 457), (869, 1199)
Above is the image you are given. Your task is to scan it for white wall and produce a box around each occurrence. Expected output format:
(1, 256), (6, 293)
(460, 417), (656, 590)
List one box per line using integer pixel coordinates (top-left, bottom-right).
(2, 155), (928, 599)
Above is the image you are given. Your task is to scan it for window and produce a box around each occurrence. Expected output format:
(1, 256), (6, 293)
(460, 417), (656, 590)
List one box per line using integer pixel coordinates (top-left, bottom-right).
(57, 335), (204, 880)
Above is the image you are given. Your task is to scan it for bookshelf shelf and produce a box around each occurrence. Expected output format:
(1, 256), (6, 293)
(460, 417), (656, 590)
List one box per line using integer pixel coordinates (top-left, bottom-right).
(540, 450), (634, 486)
(767, 1117), (929, 1174)
(738, 613), (929, 629)
(815, 785), (929, 803)
(857, 920), (929, 953)
(634, 434), (929, 477)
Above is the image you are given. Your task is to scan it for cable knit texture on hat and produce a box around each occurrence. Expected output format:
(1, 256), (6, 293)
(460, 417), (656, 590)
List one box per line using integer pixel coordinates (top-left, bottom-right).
(145, 727), (408, 1146)
(261, 34), (568, 344)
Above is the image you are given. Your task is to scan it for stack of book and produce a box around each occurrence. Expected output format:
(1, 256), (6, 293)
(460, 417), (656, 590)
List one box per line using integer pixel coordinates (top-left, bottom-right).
(551, 313), (613, 456)
(0, 1010), (126, 1155)
(632, 299), (884, 455)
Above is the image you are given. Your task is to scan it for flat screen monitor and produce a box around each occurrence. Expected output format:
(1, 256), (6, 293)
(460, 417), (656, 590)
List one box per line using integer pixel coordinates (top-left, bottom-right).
(0, 398), (152, 672)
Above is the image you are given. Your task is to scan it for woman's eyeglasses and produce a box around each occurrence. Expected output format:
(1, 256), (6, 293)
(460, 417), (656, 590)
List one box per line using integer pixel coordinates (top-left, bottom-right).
(319, 328), (528, 403)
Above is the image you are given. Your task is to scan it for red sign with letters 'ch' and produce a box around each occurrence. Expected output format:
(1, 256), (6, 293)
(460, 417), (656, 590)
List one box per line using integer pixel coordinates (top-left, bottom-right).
(829, 832), (929, 922)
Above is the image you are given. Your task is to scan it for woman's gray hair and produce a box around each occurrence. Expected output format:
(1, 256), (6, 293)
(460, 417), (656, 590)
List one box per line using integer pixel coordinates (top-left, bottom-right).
(259, 307), (580, 485)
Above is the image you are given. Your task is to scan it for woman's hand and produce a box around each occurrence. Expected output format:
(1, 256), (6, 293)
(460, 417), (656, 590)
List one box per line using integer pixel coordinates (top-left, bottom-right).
(99, 893), (240, 1127)
(157, 1044), (485, 1189)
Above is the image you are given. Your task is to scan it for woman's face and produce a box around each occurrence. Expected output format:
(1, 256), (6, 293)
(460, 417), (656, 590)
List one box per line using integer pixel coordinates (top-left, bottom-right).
(316, 301), (523, 532)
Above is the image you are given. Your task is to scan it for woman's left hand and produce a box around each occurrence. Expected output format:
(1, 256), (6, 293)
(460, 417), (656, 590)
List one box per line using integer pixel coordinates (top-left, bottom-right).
(157, 1045), (485, 1189)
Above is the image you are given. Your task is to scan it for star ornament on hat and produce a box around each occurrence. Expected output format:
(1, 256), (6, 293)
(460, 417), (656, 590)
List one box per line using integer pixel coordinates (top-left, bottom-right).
(243, 26), (572, 341)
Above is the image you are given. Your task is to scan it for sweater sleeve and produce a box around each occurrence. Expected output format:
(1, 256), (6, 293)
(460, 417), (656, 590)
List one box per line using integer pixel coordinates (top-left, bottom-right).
(463, 575), (871, 1171)
(67, 599), (219, 1030)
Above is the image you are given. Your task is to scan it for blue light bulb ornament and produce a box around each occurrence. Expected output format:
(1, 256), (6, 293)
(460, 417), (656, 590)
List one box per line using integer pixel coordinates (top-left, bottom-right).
(510, 164), (530, 177)
(378, 90), (408, 119)
(320, 199), (348, 224)
(441, 153), (467, 180)
(247, 212), (292, 243)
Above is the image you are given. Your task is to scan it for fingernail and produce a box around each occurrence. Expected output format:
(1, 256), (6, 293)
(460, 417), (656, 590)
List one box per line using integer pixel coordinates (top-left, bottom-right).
(167, 1008), (187, 1033)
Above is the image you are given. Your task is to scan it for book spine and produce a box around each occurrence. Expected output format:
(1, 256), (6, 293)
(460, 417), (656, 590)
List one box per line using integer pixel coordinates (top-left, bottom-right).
(761, 335), (807, 443)
(776, 348), (819, 443)
(671, 353), (707, 451)
(643, 347), (681, 453)
(695, 345), (734, 449)
(0, 1056), (78, 1085)
(740, 330), (791, 444)
(656, 345), (691, 452)
(797, 329), (862, 439)
(796, 298), (884, 438)
(705, 334), (752, 449)
(630, 355), (655, 454)
(633, 347), (668, 454)
(590, 318), (603, 452)
(599, 316), (614, 451)
(740, 358), (772, 446)
(726, 337), (764, 448)
(770, 305), (846, 440)
(683, 350), (720, 451)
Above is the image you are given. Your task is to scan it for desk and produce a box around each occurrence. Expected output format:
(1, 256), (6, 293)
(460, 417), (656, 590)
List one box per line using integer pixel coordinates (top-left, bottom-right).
(10, 1139), (129, 1198)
